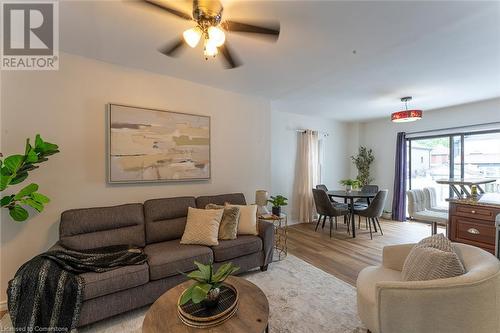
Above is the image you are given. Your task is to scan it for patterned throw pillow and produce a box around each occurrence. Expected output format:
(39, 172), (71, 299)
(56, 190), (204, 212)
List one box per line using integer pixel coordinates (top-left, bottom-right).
(180, 207), (223, 246)
(402, 234), (465, 281)
(205, 204), (240, 240)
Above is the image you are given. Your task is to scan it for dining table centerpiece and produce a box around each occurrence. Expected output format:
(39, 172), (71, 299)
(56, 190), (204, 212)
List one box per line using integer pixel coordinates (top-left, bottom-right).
(340, 179), (360, 192)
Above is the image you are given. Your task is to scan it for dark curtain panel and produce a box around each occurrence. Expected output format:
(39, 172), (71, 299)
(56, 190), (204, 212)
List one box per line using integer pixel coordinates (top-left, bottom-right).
(392, 132), (407, 221)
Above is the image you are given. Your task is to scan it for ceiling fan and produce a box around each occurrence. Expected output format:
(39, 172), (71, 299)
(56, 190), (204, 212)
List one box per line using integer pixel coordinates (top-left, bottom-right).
(141, 0), (280, 69)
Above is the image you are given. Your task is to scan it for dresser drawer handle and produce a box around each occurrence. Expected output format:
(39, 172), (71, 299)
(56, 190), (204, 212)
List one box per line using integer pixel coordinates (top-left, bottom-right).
(467, 228), (480, 235)
(471, 210), (476, 214)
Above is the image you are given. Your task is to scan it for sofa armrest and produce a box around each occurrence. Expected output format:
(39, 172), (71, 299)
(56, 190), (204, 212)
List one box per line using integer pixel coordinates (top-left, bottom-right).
(258, 220), (275, 266)
(47, 241), (64, 252)
(382, 244), (415, 271)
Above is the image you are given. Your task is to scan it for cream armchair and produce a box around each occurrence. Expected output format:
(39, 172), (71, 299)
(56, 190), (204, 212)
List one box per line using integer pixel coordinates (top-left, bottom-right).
(357, 243), (500, 333)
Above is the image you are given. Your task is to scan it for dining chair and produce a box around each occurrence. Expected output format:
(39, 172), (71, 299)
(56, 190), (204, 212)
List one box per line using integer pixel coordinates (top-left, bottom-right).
(355, 184), (379, 229)
(312, 189), (350, 237)
(315, 184), (348, 209)
(354, 190), (388, 239)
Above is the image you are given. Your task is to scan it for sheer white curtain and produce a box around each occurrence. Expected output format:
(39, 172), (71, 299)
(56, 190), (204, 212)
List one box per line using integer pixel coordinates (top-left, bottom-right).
(295, 130), (320, 223)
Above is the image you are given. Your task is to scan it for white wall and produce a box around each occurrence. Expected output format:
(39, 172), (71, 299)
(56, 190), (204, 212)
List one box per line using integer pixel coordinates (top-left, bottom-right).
(270, 110), (353, 222)
(0, 53), (271, 305)
(356, 98), (500, 211)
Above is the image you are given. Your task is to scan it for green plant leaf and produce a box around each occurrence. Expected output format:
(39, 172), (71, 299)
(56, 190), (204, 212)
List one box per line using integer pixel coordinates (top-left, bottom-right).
(0, 174), (12, 191)
(187, 270), (209, 282)
(35, 134), (59, 154)
(22, 198), (44, 212)
(10, 172), (28, 185)
(179, 285), (195, 305)
(9, 205), (29, 222)
(26, 148), (38, 163)
(1, 195), (14, 207)
(14, 183), (39, 200)
(193, 261), (211, 280)
(31, 192), (50, 204)
(3, 155), (24, 174)
(213, 263), (239, 282)
(191, 283), (212, 304)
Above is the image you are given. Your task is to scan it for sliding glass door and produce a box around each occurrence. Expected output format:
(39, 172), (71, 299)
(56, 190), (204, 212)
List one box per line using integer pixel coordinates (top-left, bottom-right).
(463, 132), (500, 192)
(407, 130), (500, 204)
(408, 137), (451, 206)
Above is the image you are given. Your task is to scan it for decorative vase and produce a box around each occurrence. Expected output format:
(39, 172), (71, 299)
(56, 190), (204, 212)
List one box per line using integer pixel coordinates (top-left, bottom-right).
(272, 206), (281, 216)
(255, 190), (270, 215)
(202, 287), (220, 308)
(345, 185), (352, 192)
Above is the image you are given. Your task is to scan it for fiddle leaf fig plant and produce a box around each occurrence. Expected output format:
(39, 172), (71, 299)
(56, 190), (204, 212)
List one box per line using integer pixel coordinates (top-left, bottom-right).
(1, 135), (59, 222)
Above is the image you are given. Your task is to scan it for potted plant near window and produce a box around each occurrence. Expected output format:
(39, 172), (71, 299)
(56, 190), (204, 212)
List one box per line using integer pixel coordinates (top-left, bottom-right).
(180, 262), (239, 308)
(340, 179), (360, 192)
(268, 195), (288, 216)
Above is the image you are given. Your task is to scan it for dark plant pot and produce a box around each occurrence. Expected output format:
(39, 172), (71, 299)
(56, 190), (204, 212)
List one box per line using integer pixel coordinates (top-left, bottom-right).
(202, 288), (220, 308)
(272, 206), (281, 216)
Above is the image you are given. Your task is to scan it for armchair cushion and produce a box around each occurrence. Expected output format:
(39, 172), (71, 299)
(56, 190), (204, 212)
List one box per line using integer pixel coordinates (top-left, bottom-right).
(401, 234), (465, 281)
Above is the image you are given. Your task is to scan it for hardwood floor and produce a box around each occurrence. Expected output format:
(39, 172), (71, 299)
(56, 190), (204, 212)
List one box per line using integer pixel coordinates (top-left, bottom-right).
(287, 218), (445, 286)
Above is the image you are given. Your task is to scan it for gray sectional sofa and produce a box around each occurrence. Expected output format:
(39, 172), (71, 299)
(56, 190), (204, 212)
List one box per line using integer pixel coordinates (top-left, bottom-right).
(49, 193), (274, 327)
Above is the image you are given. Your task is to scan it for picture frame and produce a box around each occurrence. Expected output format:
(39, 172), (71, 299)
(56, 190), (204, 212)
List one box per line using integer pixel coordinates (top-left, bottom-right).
(107, 103), (211, 183)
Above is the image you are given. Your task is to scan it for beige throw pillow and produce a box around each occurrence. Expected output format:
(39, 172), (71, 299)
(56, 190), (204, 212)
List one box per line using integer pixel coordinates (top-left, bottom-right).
(226, 204), (258, 235)
(402, 234), (465, 281)
(180, 207), (223, 246)
(205, 204), (240, 240)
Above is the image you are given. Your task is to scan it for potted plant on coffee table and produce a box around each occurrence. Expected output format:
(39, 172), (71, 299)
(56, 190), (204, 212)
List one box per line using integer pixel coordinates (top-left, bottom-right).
(339, 179), (360, 192)
(268, 195), (288, 216)
(180, 262), (239, 308)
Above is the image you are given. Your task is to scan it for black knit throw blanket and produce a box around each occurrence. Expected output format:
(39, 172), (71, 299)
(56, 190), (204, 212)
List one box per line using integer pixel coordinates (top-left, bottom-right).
(7, 245), (147, 332)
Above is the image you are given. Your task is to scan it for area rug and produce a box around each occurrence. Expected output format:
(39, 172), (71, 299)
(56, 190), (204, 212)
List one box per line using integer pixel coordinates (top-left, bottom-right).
(1, 255), (365, 333)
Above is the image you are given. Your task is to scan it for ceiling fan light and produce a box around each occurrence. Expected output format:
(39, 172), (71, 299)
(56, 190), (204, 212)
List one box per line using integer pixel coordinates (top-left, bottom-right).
(204, 39), (218, 57)
(208, 26), (225, 47)
(183, 27), (202, 48)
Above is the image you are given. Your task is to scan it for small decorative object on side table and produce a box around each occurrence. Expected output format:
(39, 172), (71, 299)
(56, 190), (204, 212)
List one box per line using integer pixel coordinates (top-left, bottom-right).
(259, 213), (288, 261)
(267, 195), (288, 216)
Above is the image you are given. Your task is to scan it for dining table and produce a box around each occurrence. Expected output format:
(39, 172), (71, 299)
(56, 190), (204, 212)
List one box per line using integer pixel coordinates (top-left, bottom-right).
(326, 190), (377, 238)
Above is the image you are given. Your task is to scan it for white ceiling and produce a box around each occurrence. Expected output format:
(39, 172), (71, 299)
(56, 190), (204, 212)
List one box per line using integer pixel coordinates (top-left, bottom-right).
(59, 0), (500, 121)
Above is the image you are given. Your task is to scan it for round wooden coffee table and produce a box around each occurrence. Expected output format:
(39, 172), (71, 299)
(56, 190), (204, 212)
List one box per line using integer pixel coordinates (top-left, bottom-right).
(142, 276), (269, 333)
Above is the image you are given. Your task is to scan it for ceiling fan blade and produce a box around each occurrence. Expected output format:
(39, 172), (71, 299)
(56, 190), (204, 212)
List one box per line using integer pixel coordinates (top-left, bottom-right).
(142, 0), (192, 20)
(222, 20), (280, 40)
(158, 37), (186, 57)
(219, 43), (241, 69)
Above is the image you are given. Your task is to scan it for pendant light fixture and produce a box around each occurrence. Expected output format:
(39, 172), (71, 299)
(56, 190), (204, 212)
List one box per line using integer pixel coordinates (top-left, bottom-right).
(391, 96), (423, 123)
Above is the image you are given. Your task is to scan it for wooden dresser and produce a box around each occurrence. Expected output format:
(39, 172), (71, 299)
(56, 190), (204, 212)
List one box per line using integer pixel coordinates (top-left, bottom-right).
(448, 199), (500, 254)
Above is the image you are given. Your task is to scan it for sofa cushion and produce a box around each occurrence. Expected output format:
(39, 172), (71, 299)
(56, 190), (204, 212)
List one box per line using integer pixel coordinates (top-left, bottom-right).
(412, 210), (448, 225)
(144, 240), (213, 280)
(59, 203), (145, 250)
(81, 263), (149, 300)
(211, 236), (263, 262)
(180, 207), (223, 246)
(195, 193), (246, 208)
(144, 197), (196, 244)
(205, 204), (240, 240)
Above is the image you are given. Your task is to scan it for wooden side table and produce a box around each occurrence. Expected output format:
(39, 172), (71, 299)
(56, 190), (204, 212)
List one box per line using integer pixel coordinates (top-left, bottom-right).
(259, 214), (288, 261)
(142, 276), (269, 333)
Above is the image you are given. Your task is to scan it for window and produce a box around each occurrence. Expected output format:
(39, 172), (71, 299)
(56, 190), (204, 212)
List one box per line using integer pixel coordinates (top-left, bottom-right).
(407, 130), (500, 207)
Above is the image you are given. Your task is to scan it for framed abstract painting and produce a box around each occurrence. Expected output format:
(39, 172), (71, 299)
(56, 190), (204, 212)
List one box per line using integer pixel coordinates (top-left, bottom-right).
(107, 104), (211, 183)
